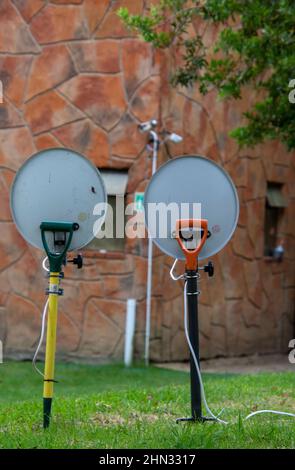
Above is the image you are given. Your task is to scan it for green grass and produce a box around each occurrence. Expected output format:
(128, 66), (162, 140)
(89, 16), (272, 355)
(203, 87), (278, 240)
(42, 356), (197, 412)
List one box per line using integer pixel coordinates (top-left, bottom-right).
(0, 361), (294, 449)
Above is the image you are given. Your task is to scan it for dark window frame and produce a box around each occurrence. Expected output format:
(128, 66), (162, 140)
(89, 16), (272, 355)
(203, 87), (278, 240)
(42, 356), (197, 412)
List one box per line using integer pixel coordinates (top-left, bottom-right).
(264, 182), (287, 257)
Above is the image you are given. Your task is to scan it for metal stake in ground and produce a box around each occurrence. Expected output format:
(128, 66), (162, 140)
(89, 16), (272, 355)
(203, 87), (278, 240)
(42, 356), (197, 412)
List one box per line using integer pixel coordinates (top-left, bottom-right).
(10, 148), (107, 429)
(41, 222), (79, 428)
(174, 219), (214, 422)
(174, 219), (206, 421)
(185, 268), (202, 420)
(144, 155), (239, 422)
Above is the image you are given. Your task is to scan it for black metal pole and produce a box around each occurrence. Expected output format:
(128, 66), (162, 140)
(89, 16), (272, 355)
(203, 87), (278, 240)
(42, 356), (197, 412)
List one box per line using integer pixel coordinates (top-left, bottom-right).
(176, 260), (215, 423)
(186, 268), (202, 420)
(43, 397), (52, 429)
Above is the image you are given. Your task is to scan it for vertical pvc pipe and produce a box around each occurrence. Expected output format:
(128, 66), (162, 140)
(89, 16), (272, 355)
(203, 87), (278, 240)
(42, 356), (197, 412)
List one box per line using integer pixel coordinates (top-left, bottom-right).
(43, 272), (60, 428)
(144, 132), (158, 366)
(124, 299), (136, 367)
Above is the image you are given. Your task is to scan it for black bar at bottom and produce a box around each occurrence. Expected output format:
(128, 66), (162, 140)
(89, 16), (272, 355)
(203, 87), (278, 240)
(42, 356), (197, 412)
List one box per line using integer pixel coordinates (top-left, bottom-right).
(1, 449), (293, 465)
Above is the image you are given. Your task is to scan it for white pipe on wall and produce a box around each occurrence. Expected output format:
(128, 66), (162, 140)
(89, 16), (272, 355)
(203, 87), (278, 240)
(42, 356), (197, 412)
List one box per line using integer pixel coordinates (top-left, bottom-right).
(124, 298), (137, 367)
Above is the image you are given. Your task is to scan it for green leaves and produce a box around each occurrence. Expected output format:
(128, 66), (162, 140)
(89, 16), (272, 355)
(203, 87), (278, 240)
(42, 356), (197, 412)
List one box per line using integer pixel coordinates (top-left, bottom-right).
(117, 6), (171, 47)
(118, 0), (295, 150)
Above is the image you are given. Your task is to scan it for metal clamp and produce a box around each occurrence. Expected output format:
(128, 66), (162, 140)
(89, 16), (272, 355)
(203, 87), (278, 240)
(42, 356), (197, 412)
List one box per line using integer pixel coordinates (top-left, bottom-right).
(45, 287), (64, 296)
(185, 273), (200, 280)
(46, 272), (64, 279)
(186, 290), (201, 296)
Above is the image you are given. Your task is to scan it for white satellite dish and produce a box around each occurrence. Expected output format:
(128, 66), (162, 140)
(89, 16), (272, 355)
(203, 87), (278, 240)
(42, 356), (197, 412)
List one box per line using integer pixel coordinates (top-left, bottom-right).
(10, 148), (107, 253)
(144, 155), (239, 260)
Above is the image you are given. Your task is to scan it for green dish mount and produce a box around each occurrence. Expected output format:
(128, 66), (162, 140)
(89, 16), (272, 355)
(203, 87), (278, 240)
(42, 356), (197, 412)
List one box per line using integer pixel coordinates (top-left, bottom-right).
(40, 221), (80, 272)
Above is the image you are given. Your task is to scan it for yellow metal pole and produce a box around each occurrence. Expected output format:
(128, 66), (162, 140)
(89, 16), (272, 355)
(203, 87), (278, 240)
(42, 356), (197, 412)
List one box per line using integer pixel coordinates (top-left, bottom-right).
(43, 272), (60, 428)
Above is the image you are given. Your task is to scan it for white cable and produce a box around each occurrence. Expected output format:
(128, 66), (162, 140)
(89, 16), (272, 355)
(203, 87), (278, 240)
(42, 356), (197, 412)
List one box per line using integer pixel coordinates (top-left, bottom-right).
(183, 281), (228, 424)
(170, 259), (202, 283)
(32, 256), (50, 377)
(170, 259), (185, 281)
(32, 298), (49, 377)
(245, 410), (295, 420)
(42, 256), (49, 272)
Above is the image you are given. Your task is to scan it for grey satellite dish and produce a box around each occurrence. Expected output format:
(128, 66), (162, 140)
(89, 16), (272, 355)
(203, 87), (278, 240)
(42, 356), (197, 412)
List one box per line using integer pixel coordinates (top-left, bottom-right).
(144, 155), (239, 260)
(10, 148), (107, 252)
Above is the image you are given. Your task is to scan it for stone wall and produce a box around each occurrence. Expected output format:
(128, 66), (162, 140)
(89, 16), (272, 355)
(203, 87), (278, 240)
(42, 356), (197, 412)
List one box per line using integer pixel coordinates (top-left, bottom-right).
(156, 22), (295, 360)
(0, 0), (294, 363)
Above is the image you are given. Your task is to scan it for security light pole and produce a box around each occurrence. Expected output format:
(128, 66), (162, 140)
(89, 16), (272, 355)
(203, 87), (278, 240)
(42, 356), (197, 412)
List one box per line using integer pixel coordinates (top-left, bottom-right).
(138, 120), (182, 366)
(140, 122), (159, 366)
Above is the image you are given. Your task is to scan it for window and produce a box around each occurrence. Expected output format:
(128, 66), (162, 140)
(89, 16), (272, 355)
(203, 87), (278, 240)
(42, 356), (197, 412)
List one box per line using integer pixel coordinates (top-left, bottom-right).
(86, 170), (128, 253)
(264, 182), (287, 257)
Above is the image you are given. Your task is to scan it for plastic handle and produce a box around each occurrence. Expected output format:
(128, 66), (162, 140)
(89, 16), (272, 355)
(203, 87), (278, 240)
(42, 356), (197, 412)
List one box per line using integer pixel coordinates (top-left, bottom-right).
(40, 221), (78, 272)
(175, 219), (208, 270)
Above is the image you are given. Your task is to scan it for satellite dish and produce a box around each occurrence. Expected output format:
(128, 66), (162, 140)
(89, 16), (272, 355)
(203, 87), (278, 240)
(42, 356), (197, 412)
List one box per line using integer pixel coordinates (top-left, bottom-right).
(144, 155), (239, 261)
(10, 148), (107, 252)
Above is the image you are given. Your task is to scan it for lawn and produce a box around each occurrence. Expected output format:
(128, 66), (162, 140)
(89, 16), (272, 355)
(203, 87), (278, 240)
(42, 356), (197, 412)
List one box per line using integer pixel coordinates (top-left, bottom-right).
(0, 361), (294, 449)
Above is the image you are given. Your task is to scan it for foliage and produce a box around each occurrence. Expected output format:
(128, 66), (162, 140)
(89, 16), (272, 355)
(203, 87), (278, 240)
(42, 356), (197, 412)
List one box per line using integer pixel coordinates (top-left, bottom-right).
(118, 1), (295, 150)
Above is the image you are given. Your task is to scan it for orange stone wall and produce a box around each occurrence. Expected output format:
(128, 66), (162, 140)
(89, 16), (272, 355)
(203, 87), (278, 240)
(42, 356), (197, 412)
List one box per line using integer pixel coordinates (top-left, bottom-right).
(0, 0), (294, 362)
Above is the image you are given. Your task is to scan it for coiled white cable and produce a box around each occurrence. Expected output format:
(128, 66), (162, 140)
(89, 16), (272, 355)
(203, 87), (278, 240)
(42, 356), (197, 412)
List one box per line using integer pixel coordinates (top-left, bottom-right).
(171, 259), (295, 424)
